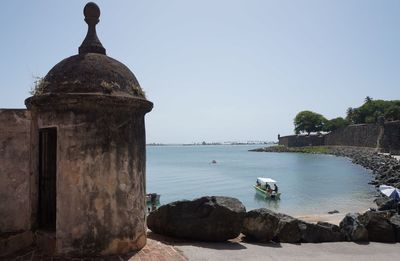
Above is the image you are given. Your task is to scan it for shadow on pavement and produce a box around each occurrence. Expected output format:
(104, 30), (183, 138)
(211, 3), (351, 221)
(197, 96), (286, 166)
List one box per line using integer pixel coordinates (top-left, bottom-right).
(147, 231), (247, 250)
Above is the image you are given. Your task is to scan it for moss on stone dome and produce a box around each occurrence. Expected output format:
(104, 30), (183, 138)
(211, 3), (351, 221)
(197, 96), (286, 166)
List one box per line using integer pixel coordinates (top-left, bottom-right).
(41, 53), (146, 98)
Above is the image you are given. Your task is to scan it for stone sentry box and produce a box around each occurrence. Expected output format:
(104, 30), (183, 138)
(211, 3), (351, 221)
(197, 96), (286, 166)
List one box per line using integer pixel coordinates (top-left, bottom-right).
(24, 2), (153, 256)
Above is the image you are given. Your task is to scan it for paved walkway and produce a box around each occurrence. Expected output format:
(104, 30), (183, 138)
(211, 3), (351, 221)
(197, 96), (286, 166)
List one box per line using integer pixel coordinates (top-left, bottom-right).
(147, 233), (400, 261)
(5, 232), (400, 261)
(176, 240), (400, 261)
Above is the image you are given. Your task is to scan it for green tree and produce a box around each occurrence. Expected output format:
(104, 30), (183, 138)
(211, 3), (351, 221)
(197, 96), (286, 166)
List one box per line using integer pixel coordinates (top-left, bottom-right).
(346, 99), (400, 124)
(384, 105), (400, 121)
(324, 117), (348, 131)
(346, 107), (354, 123)
(294, 111), (327, 134)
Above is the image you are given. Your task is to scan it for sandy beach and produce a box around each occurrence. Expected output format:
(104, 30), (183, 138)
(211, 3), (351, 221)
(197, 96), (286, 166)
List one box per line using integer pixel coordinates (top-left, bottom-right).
(295, 213), (345, 225)
(295, 204), (376, 225)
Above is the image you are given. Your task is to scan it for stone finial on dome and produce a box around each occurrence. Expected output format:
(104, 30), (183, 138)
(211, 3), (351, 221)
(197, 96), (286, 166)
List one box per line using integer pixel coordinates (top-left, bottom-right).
(79, 2), (106, 55)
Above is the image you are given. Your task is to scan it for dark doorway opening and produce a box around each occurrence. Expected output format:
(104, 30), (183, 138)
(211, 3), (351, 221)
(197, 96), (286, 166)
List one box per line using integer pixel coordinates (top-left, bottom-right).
(38, 128), (57, 231)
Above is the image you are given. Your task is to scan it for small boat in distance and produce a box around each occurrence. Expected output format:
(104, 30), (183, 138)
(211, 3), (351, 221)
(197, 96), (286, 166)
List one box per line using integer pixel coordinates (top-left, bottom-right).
(254, 177), (281, 199)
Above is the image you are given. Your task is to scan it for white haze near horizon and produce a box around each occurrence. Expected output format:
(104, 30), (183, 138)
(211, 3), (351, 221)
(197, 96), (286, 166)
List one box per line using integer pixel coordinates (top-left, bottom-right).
(0, 1), (399, 144)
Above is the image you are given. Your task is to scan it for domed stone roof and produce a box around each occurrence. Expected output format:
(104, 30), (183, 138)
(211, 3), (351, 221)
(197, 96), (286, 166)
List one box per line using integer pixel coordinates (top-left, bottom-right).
(31, 2), (146, 100)
(42, 53), (144, 98)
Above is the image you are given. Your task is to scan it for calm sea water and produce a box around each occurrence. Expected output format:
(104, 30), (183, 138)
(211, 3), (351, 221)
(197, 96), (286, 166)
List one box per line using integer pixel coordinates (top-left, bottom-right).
(146, 145), (377, 216)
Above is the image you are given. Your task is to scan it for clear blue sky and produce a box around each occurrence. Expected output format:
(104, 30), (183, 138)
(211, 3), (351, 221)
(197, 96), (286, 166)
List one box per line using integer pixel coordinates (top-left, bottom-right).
(1, 1), (399, 143)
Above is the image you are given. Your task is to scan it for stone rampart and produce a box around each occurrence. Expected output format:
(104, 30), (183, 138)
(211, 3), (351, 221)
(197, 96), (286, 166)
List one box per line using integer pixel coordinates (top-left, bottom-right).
(279, 121), (400, 154)
(381, 121), (400, 154)
(278, 134), (325, 147)
(325, 124), (381, 148)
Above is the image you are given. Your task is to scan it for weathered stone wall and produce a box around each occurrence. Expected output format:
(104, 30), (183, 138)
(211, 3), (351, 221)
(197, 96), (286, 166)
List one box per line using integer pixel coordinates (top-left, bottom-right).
(29, 104), (147, 255)
(0, 109), (31, 233)
(278, 134), (325, 147)
(325, 124), (381, 148)
(381, 121), (400, 154)
(280, 122), (400, 154)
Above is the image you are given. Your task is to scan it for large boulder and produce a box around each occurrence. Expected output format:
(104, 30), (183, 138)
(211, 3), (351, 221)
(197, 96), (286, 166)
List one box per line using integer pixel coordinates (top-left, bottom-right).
(389, 214), (400, 242)
(275, 214), (303, 243)
(242, 208), (281, 242)
(299, 222), (344, 243)
(339, 213), (368, 242)
(147, 196), (246, 241)
(359, 210), (396, 242)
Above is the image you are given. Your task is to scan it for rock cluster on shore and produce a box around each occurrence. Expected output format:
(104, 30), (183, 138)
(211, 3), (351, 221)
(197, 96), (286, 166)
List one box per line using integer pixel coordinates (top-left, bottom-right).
(147, 196), (400, 244)
(329, 146), (400, 189)
(242, 208), (344, 243)
(243, 208), (400, 243)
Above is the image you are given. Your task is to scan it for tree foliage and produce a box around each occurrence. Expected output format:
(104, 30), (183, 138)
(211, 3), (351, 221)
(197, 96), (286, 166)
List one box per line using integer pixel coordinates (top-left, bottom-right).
(345, 97), (400, 124)
(294, 111), (327, 134)
(293, 97), (400, 135)
(384, 105), (400, 121)
(324, 117), (348, 131)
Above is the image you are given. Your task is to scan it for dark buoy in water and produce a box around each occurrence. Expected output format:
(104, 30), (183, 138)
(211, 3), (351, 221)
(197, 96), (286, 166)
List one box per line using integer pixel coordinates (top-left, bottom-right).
(211, 160), (217, 164)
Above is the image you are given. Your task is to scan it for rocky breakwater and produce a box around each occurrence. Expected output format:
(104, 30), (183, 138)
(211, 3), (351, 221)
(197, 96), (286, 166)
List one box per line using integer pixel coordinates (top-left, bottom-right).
(147, 196), (246, 241)
(243, 208), (400, 243)
(251, 145), (400, 189)
(329, 146), (400, 189)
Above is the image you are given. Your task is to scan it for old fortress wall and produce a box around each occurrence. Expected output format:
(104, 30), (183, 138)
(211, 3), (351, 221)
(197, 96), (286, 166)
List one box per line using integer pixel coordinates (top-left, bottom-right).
(279, 121), (400, 154)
